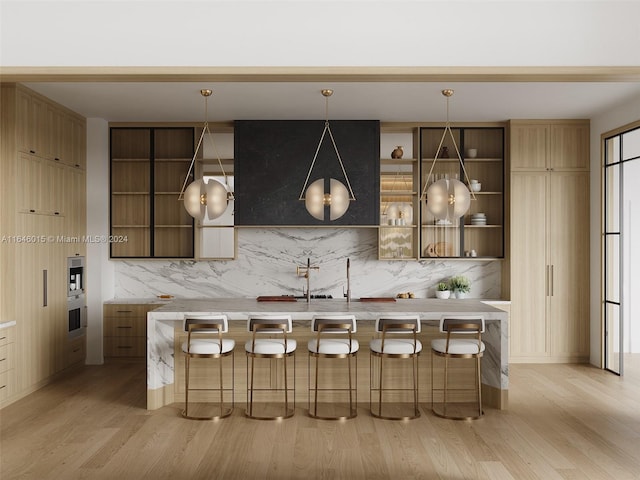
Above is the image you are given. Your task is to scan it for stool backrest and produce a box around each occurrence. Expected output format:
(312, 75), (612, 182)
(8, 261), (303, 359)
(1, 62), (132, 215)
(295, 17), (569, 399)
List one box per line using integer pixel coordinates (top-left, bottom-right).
(311, 315), (356, 353)
(439, 316), (485, 334)
(247, 315), (293, 334)
(375, 315), (421, 355)
(311, 315), (357, 333)
(375, 315), (421, 334)
(439, 316), (484, 354)
(183, 315), (229, 334)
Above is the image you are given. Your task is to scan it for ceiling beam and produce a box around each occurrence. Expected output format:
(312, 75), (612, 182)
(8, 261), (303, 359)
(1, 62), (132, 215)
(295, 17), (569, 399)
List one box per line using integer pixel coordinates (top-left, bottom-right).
(2, 66), (640, 83)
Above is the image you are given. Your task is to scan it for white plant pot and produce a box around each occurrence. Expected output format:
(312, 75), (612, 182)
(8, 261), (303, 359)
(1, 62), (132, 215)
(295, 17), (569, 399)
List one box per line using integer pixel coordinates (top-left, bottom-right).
(454, 291), (467, 299)
(435, 290), (451, 299)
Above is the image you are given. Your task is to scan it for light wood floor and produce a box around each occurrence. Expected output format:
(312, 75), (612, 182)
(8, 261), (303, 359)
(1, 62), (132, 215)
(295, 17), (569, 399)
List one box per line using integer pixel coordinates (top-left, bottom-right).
(1, 356), (639, 480)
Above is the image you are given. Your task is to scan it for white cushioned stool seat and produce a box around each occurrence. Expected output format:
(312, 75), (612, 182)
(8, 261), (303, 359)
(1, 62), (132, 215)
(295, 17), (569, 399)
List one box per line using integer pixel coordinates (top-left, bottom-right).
(370, 338), (422, 355)
(308, 338), (359, 355)
(431, 338), (484, 355)
(245, 338), (297, 355)
(183, 338), (235, 355)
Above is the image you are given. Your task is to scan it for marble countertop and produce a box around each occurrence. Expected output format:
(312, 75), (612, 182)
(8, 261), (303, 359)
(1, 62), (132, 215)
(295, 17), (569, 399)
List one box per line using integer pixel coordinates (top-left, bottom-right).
(147, 297), (507, 321)
(104, 297), (174, 305)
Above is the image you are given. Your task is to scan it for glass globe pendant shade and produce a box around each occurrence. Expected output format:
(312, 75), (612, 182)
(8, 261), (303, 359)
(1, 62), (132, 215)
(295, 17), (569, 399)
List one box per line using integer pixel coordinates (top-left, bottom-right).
(426, 178), (470, 220)
(205, 178), (230, 220)
(183, 178), (230, 221)
(304, 178), (350, 221)
(448, 178), (471, 218)
(304, 178), (326, 221)
(183, 179), (207, 220)
(329, 178), (349, 220)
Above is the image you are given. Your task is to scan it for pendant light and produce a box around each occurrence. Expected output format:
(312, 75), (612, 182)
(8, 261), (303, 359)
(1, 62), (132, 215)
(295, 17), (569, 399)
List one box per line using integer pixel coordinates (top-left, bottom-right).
(179, 89), (234, 221)
(420, 89), (475, 220)
(299, 89), (356, 221)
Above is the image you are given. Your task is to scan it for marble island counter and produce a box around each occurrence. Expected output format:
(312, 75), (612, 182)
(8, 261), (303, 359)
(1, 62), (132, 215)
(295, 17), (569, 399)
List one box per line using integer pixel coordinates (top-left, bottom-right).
(146, 298), (509, 411)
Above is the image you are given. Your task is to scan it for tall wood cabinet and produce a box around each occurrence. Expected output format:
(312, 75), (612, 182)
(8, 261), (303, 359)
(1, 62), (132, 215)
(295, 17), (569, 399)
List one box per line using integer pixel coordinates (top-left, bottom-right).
(110, 127), (195, 258)
(1, 83), (86, 408)
(509, 120), (590, 362)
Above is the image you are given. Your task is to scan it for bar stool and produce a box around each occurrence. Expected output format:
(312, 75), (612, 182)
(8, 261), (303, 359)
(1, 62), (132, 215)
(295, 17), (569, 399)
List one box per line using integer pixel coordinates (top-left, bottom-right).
(181, 315), (235, 420)
(308, 315), (359, 420)
(369, 315), (422, 420)
(245, 315), (296, 420)
(431, 315), (485, 420)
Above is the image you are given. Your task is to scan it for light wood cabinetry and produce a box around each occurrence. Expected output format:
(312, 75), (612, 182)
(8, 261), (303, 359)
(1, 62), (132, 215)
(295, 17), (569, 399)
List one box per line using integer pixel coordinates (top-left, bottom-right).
(110, 127), (194, 258)
(509, 120), (590, 362)
(103, 304), (155, 357)
(510, 121), (589, 171)
(0, 83), (86, 408)
(420, 125), (505, 259)
(0, 326), (17, 404)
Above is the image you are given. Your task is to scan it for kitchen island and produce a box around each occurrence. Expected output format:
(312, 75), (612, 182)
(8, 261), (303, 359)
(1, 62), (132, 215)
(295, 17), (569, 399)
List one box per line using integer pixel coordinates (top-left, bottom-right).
(146, 298), (509, 410)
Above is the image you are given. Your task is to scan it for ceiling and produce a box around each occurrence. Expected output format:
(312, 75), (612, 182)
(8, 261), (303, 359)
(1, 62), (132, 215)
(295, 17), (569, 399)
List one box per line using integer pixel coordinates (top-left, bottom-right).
(22, 79), (640, 124)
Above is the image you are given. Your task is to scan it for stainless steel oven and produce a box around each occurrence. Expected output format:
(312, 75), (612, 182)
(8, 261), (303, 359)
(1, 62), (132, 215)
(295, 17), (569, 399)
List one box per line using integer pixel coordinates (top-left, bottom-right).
(67, 256), (86, 339)
(68, 293), (86, 339)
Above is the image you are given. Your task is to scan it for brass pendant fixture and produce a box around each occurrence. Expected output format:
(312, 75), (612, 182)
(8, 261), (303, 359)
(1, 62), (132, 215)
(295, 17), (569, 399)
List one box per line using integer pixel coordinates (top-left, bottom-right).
(299, 89), (356, 221)
(420, 89), (475, 220)
(179, 89), (234, 221)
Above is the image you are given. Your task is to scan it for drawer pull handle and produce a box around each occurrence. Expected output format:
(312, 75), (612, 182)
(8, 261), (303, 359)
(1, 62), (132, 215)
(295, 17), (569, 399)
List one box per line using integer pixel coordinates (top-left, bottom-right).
(116, 326), (133, 329)
(116, 310), (133, 313)
(73, 348), (80, 353)
(0, 358), (6, 362)
(117, 346), (133, 349)
(30, 150), (36, 154)
(0, 385), (6, 390)
(0, 336), (6, 341)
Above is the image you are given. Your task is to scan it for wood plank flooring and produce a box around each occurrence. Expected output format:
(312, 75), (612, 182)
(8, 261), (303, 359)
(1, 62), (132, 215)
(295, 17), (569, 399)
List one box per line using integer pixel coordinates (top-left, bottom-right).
(1, 356), (639, 480)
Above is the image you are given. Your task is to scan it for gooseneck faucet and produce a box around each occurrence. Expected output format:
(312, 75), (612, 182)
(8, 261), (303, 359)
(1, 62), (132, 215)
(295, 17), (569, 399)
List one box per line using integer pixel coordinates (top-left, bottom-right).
(296, 257), (319, 303)
(345, 258), (351, 303)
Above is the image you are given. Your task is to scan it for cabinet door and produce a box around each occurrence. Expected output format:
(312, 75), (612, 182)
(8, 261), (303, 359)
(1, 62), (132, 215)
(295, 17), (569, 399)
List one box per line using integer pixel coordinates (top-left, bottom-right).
(510, 172), (549, 358)
(510, 124), (548, 171)
(550, 124), (589, 171)
(16, 89), (47, 156)
(548, 172), (590, 358)
(17, 153), (43, 213)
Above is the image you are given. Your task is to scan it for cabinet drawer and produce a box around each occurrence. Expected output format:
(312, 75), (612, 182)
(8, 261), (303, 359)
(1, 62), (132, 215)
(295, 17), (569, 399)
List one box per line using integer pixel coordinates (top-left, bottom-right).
(104, 304), (153, 318)
(104, 336), (146, 357)
(66, 337), (85, 366)
(104, 317), (146, 337)
(0, 326), (16, 347)
(0, 369), (16, 401)
(0, 343), (16, 373)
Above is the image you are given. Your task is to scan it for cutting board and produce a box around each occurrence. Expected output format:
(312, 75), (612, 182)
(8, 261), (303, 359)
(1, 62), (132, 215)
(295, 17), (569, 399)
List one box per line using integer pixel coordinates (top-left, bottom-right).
(359, 297), (397, 302)
(256, 296), (297, 302)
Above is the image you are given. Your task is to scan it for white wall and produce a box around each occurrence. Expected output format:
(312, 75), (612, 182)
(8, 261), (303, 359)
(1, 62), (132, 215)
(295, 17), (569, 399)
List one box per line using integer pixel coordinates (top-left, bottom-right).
(85, 118), (113, 365)
(2, 1), (640, 67)
(589, 96), (640, 365)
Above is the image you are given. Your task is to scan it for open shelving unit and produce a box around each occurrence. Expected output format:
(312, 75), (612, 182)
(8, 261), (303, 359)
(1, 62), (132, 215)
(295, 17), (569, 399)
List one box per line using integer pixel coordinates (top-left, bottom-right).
(110, 127), (195, 258)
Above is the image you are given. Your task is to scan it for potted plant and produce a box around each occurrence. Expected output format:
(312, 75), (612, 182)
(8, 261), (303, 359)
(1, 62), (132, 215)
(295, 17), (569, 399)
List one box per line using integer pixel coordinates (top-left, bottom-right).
(435, 282), (451, 299)
(449, 275), (471, 299)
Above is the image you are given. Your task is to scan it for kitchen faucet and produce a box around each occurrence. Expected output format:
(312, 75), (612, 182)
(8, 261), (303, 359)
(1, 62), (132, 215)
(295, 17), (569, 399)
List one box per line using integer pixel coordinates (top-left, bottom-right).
(296, 257), (319, 303)
(344, 258), (351, 303)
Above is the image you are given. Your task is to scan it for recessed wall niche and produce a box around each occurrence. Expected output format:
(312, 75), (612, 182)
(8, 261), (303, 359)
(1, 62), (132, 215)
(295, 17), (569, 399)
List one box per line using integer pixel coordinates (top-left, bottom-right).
(234, 120), (380, 226)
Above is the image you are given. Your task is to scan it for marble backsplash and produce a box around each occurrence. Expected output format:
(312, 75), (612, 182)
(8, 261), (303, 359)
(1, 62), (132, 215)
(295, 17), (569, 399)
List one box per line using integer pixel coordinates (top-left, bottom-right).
(113, 228), (502, 299)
